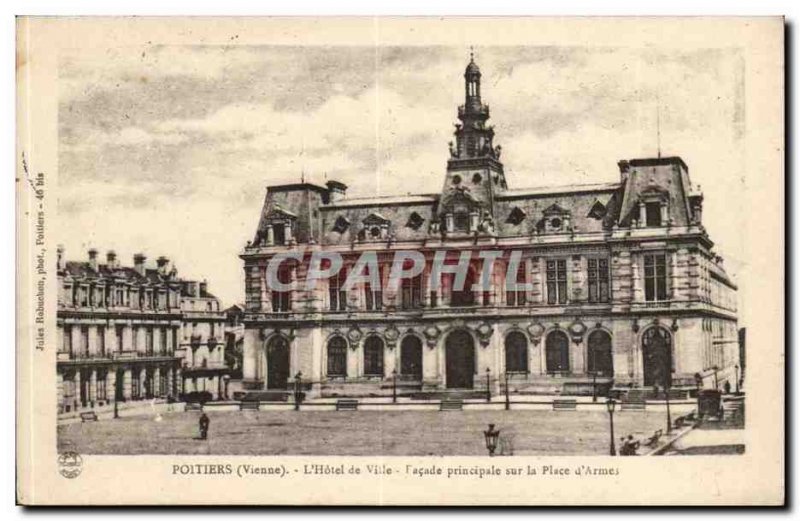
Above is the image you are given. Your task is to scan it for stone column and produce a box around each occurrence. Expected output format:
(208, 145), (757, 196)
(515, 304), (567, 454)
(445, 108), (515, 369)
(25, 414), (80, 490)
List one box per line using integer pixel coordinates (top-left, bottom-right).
(154, 367), (162, 397)
(56, 372), (64, 413)
(166, 367), (173, 398)
(631, 256), (642, 303)
(638, 201), (646, 227)
(89, 369), (97, 405)
(265, 224), (274, 245)
(74, 369), (81, 409)
(107, 370), (116, 402)
(139, 367), (147, 399)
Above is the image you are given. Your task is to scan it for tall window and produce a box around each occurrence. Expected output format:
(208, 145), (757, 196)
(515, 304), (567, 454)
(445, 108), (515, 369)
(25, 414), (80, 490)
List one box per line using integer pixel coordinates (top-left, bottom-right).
(62, 325), (73, 355)
(131, 371), (140, 400)
(644, 254), (668, 302)
(96, 370), (107, 401)
(160, 327), (168, 354)
(145, 328), (154, 356)
(401, 274), (422, 309)
(328, 266), (348, 311)
(273, 223), (286, 245)
(587, 330), (613, 376)
(364, 267), (383, 311)
(97, 326), (106, 357)
(506, 262), (528, 306)
(453, 205), (470, 232)
(327, 337), (347, 377)
(587, 258), (610, 303)
(80, 326), (89, 358)
(116, 325), (124, 352)
(546, 259), (568, 305)
(505, 332), (528, 373)
(645, 202), (662, 227)
(272, 265), (292, 312)
(363, 336), (384, 376)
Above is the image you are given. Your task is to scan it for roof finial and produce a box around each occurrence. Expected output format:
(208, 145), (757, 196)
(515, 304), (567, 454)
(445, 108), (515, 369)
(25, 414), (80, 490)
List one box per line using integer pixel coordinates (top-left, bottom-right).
(656, 94), (662, 159)
(469, 46), (474, 62)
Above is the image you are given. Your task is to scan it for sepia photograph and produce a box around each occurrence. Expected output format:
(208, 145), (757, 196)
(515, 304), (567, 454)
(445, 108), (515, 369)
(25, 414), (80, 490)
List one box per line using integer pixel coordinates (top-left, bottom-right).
(15, 16), (784, 505)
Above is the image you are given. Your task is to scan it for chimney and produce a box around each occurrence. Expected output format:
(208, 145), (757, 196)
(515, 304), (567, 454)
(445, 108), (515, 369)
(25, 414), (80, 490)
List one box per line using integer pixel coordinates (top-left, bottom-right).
(106, 250), (118, 269)
(88, 248), (98, 271)
(326, 180), (348, 203)
(199, 280), (208, 296)
(57, 245), (65, 271)
(188, 281), (199, 297)
(133, 253), (147, 276)
(156, 256), (169, 275)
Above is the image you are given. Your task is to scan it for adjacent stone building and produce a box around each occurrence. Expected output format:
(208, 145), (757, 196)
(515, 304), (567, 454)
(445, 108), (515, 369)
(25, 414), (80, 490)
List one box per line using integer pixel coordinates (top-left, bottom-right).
(239, 57), (740, 398)
(56, 248), (228, 414)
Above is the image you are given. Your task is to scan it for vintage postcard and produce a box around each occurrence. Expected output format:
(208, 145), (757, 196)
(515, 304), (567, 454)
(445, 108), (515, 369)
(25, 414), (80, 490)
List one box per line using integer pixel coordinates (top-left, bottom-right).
(16, 16), (784, 505)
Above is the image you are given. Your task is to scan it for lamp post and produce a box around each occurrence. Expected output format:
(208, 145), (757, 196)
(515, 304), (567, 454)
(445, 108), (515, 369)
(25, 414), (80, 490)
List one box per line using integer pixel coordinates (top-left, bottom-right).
(591, 350), (598, 403)
(113, 395), (119, 419)
(483, 423), (500, 456)
(735, 364), (740, 394)
(664, 379), (672, 434)
(392, 369), (397, 404)
(485, 368), (491, 403)
(712, 365), (719, 389)
(293, 371), (302, 411)
(504, 370), (510, 411)
(606, 398), (617, 456)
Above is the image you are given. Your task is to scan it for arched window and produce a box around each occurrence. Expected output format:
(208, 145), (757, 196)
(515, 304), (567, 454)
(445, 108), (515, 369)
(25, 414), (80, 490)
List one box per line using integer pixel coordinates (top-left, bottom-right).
(327, 336), (347, 377)
(400, 336), (423, 379)
(587, 330), (613, 377)
(505, 331), (528, 373)
(364, 336), (384, 376)
(642, 326), (672, 387)
(545, 330), (570, 374)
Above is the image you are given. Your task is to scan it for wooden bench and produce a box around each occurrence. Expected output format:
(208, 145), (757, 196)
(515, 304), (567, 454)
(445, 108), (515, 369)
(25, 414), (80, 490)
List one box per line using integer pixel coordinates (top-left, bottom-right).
(439, 399), (463, 411)
(240, 401), (260, 411)
(621, 400), (646, 411)
(336, 399), (359, 411)
(552, 399), (577, 411)
(80, 411), (98, 422)
(185, 402), (203, 411)
(643, 429), (663, 447)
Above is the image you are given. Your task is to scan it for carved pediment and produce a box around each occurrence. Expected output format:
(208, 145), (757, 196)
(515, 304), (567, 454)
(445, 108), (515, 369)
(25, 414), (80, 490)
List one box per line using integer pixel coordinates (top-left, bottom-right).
(362, 212), (391, 226)
(265, 205), (297, 221)
(542, 203), (570, 216)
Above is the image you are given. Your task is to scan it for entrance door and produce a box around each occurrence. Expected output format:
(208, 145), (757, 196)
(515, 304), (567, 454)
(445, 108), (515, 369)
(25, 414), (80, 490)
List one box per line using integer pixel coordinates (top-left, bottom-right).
(445, 330), (475, 389)
(545, 330), (570, 374)
(266, 336), (290, 389)
(642, 326), (672, 387)
(400, 336), (423, 380)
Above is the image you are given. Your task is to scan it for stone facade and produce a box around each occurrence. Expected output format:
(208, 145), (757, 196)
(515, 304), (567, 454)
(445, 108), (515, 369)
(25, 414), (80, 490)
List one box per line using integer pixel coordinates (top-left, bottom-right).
(239, 57), (740, 398)
(56, 248), (228, 414)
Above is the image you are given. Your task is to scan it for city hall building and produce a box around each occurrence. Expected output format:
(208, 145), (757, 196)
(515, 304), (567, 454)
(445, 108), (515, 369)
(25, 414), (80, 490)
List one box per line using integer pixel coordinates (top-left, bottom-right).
(239, 57), (740, 398)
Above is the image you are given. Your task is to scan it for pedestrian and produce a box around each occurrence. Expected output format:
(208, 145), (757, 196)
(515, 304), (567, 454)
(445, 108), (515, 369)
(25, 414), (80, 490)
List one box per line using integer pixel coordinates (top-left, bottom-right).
(625, 435), (639, 456)
(199, 412), (210, 440)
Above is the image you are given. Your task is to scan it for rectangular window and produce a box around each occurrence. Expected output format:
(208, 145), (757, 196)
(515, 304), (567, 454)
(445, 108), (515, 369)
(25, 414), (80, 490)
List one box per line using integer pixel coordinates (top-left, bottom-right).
(273, 224), (286, 245)
(272, 266), (292, 312)
(171, 329), (178, 354)
(80, 326), (89, 358)
(131, 372), (140, 399)
(546, 259), (568, 305)
(365, 268), (383, 311)
(160, 328), (167, 354)
(63, 325), (72, 354)
(506, 262), (528, 306)
(328, 267), (348, 312)
(644, 254), (668, 301)
(96, 371), (107, 401)
(400, 275), (422, 309)
(145, 328), (154, 355)
(587, 258), (610, 303)
(97, 326), (106, 357)
(645, 202), (662, 227)
(116, 325), (124, 352)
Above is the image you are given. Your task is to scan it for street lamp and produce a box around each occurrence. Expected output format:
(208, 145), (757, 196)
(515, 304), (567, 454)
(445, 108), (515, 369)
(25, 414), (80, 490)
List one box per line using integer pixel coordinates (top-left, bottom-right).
(485, 368), (491, 403)
(504, 370), (510, 411)
(293, 371), (302, 411)
(591, 350), (598, 403)
(735, 364), (740, 394)
(712, 365), (719, 389)
(606, 398), (617, 456)
(483, 423), (500, 456)
(664, 379), (672, 434)
(392, 369), (397, 404)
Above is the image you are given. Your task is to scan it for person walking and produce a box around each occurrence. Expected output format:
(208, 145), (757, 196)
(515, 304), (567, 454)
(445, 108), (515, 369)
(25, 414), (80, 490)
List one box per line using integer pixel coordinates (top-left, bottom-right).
(199, 412), (210, 440)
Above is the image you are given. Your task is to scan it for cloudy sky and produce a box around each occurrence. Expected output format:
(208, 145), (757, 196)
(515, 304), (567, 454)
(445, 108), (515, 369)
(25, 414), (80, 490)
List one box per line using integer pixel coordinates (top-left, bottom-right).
(58, 44), (748, 321)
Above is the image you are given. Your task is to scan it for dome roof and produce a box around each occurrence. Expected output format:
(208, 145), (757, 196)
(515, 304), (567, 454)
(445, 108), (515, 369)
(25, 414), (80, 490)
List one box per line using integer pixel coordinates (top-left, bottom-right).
(465, 58), (481, 76)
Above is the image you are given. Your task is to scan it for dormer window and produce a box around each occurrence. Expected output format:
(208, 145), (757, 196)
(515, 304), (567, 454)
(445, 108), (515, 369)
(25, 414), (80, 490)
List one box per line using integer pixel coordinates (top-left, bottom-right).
(261, 206), (297, 245)
(273, 223), (286, 245)
(645, 202), (662, 227)
(453, 205), (470, 232)
(507, 206), (526, 226)
(541, 203), (571, 234)
(333, 216), (350, 234)
(362, 213), (391, 240)
(406, 212), (425, 230)
(588, 200), (607, 220)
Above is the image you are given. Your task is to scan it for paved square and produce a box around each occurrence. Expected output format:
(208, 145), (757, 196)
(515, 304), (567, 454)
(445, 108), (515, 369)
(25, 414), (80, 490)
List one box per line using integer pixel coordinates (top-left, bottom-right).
(59, 409), (671, 456)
